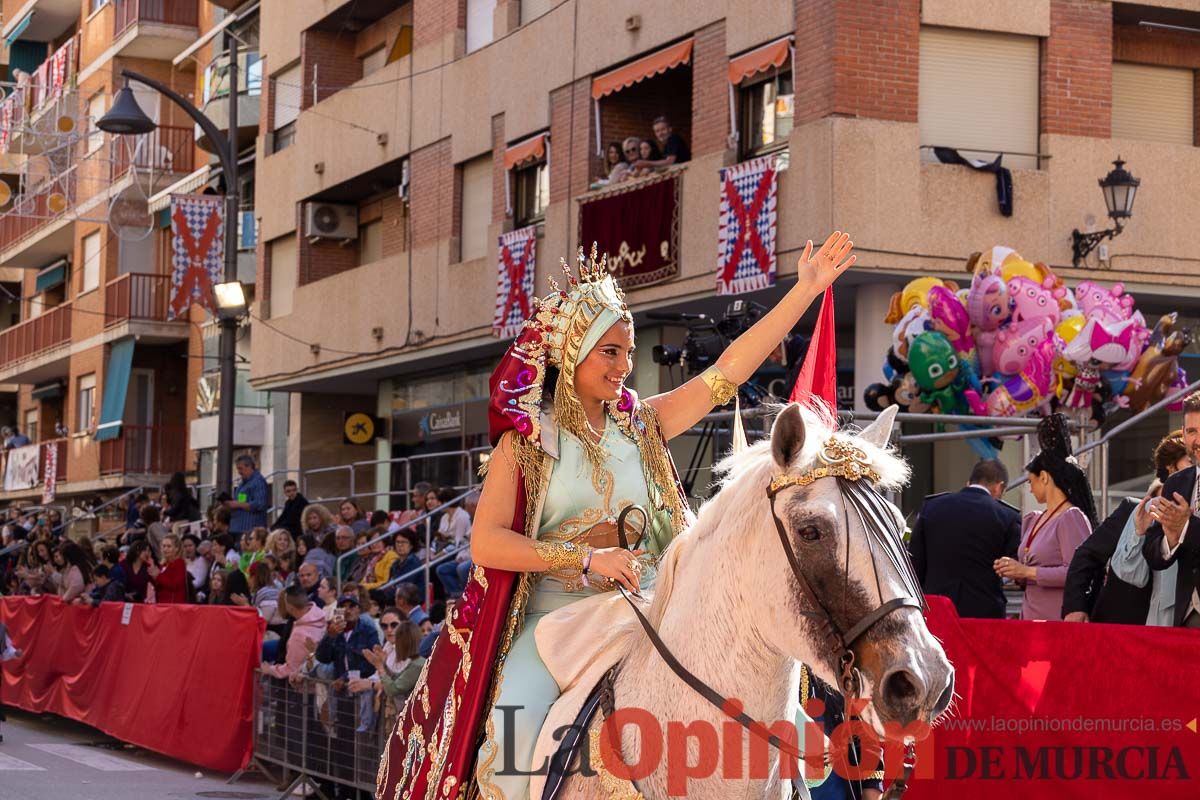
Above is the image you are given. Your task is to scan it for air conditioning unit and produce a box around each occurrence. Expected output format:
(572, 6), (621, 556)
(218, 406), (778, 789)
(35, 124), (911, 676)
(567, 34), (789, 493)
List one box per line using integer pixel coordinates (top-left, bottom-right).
(304, 202), (358, 240)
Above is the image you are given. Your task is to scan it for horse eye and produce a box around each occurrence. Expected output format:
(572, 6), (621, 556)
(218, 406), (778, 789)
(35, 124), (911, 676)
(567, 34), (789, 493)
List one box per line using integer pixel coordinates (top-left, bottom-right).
(798, 525), (821, 542)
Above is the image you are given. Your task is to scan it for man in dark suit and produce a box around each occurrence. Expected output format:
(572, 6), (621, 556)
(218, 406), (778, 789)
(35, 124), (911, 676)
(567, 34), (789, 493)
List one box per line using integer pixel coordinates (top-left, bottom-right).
(1063, 430), (1190, 623)
(1143, 395), (1200, 627)
(908, 459), (1020, 619)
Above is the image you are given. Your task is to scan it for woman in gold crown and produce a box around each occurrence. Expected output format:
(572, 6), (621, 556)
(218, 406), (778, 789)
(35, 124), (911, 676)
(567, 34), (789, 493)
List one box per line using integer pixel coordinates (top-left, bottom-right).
(377, 233), (857, 800)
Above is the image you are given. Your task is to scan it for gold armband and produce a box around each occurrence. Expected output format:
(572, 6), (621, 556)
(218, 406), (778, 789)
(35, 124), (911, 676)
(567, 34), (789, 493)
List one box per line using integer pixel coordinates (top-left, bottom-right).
(532, 539), (593, 573)
(700, 366), (738, 407)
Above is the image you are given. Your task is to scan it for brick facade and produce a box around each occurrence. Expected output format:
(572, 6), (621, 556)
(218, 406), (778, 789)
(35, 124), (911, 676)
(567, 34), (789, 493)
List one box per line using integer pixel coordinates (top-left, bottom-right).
(381, 193), (409, 256)
(690, 21), (730, 157)
(492, 113), (507, 225)
(300, 29), (361, 111)
(597, 69), (692, 171)
(548, 79), (595, 203)
(410, 138), (454, 248)
(793, 0), (920, 125)
(298, 229), (359, 287)
(413, 0), (467, 51)
(1041, 0), (1112, 138)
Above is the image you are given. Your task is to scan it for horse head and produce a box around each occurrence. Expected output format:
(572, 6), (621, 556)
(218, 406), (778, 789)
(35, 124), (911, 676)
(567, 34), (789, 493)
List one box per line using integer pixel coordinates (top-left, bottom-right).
(717, 403), (953, 737)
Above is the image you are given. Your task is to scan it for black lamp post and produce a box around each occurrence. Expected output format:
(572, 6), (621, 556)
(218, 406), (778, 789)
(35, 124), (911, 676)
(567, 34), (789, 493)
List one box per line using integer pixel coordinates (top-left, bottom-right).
(98, 37), (241, 497)
(1072, 158), (1140, 268)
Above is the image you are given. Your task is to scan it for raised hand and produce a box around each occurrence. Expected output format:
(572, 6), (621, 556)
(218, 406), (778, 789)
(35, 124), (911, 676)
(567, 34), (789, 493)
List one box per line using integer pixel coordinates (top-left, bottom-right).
(796, 231), (856, 294)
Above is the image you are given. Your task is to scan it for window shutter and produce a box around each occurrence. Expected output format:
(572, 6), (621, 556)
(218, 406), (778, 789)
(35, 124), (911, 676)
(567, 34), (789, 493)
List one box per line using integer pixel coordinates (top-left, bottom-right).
(460, 156), (493, 262)
(1112, 62), (1194, 146)
(273, 64), (302, 130)
(919, 27), (1040, 170)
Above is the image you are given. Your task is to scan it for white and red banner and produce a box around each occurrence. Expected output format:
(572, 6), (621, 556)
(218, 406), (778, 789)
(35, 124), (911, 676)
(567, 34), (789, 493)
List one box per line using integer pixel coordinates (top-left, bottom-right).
(41, 442), (57, 504)
(716, 155), (778, 295)
(492, 224), (537, 339)
(168, 193), (225, 321)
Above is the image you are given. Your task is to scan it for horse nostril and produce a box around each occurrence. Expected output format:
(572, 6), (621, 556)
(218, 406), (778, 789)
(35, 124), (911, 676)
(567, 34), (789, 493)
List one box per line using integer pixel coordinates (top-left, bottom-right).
(881, 668), (924, 711)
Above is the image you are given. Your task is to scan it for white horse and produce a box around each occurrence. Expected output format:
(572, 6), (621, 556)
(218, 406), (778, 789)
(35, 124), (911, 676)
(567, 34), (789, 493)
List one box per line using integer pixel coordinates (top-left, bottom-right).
(544, 403), (954, 799)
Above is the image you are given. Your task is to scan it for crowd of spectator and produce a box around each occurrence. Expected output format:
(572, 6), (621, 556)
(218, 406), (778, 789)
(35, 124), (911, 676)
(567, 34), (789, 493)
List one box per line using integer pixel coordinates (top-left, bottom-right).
(592, 115), (691, 189)
(0, 452), (480, 766)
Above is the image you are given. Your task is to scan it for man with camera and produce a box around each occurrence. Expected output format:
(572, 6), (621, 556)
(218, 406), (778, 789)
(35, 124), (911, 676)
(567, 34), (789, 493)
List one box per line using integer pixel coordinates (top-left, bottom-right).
(1143, 394), (1200, 628)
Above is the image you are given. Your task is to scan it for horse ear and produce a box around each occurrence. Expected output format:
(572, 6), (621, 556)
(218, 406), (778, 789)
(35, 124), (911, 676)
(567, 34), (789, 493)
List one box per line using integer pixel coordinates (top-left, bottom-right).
(860, 405), (898, 449)
(771, 404), (806, 470)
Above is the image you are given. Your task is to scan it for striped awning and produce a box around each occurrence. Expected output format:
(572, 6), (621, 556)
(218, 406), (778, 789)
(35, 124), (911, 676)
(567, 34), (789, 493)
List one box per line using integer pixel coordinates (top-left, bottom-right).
(592, 39), (693, 100)
(728, 36), (792, 84)
(147, 164), (212, 213)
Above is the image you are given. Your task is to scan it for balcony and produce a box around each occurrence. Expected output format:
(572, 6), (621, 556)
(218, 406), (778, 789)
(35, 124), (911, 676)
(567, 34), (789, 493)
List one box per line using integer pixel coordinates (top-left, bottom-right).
(0, 437), (66, 497)
(111, 125), (194, 180)
(103, 272), (188, 343)
(112, 0), (199, 61)
(0, 38), (81, 158)
(99, 424), (186, 476)
(196, 49), (261, 154)
(0, 301), (71, 383)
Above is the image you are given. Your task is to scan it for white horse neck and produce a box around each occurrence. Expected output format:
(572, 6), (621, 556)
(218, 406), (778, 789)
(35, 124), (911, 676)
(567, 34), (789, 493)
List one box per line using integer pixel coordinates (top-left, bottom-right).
(611, 533), (800, 797)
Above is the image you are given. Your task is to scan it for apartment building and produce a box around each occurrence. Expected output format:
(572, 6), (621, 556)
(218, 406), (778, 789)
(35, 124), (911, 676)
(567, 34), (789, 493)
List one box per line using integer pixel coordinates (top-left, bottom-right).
(0, 0), (273, 507)
(250, 0), (1200, 506)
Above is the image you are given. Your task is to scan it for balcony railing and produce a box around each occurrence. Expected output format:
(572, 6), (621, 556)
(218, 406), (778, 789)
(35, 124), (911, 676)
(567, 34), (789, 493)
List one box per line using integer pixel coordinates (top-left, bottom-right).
(30, 36), (78, 112)
(0, 302), (73, 372)
(0, 171), (76, 253)
(111, 125), (194, 178)
(39, 438), (67, 483)
(105, 273), (174, 327)
(114, 0), (200, 37)
(99, 424), (186, 476)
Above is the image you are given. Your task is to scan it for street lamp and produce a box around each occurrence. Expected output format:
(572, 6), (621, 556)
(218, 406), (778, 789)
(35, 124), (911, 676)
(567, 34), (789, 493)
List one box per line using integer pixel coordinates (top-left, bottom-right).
(98, 37), (242, 497)
(213, 280), (248, 320)
(1072, 158), (1140, 267)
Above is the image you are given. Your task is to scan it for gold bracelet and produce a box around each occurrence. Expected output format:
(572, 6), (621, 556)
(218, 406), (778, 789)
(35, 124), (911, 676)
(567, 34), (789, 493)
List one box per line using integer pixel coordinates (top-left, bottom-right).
(532, 539), (593, 573)
(700, 366), (738, 407)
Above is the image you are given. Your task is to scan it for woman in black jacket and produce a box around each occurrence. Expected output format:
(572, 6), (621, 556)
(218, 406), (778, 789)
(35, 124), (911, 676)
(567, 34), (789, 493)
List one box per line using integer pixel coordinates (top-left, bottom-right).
(163, 472), (201, 526)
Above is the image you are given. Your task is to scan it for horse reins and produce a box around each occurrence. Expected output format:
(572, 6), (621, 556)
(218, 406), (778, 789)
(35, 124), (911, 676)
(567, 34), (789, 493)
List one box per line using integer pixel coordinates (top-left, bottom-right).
(610, 436), (925, 795)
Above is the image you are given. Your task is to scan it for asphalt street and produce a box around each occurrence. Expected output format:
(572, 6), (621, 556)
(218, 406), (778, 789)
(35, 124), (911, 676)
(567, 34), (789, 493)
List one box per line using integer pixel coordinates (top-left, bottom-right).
(0, 708), (276, 800)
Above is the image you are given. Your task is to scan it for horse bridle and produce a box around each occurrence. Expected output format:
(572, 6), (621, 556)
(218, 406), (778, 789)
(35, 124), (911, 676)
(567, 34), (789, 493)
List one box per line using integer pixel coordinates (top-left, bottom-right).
(604, 436), (925, 797)
(766, 436), (925, 698)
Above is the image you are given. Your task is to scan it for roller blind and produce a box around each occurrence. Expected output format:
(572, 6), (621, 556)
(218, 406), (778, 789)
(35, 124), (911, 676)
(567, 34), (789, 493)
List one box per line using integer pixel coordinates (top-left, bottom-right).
(269, 235), (297, 318)
(273, 64), (302, 130)
(459, 156), (492, 262)
(919, 27), (1040, 170)
(1112, 62), (1194, 146)
(466, 0), (495, 53)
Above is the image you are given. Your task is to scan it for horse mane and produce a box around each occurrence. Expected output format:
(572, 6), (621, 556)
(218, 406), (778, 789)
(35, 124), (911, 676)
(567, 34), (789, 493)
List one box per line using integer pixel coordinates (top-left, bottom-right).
(645, 403), (910, 627)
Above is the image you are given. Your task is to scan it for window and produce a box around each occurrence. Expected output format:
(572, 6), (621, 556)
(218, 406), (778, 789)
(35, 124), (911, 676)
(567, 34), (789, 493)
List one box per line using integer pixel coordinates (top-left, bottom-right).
(918, 27), (1039, 170)
(76, 374), (96, 433)
(466, 0), (496, 53)
(86, 94), (105, 154)
(268, 235), (297, 318)
(24, 409), (38, 443)
(739, 66), (794, 159)
(513, 161), (549, 226)
(90, 0), (108, 14)
(359, 219), (383, 265)
(1113, 63), (1194, 146)
(272, 64), (302, 153)
(362, 46), (388, 77)
(458, 156), (492, 262)
(82, 232), (102, 291)
(82, 231), (101, 292)
(520, 0), (555, 24)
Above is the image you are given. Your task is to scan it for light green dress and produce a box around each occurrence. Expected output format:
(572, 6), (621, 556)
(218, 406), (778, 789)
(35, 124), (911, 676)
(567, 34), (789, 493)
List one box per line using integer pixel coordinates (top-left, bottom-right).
(479, 420), (668, 798)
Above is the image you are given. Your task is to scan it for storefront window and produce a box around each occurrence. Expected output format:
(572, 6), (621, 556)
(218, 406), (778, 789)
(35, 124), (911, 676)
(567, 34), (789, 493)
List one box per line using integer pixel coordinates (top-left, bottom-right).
(391, 364), (494, 411)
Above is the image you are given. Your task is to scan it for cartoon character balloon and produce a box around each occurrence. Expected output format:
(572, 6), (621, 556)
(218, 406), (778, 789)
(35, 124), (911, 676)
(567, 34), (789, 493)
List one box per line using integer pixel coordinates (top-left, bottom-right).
(908, 331), (982, 416)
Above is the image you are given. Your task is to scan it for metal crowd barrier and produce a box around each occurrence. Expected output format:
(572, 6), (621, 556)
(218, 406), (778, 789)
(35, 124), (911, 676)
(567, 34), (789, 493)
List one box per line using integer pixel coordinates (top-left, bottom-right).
(252, 670), (395, 800)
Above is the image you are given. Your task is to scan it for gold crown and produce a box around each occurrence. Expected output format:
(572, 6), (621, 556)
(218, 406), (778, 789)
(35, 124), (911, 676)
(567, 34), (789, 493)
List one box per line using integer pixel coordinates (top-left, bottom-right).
(522, 244), (632, 367)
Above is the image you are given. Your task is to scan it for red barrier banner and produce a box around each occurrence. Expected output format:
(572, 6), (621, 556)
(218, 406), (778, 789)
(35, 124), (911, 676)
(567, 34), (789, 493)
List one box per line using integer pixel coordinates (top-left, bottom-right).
(913, 596), (1200, 798)
(0, 596), (263, 773)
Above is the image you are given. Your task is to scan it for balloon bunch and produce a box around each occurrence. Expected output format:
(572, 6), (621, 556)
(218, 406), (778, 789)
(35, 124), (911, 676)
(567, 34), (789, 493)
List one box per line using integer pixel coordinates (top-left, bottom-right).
(864, 245), (1190, 432)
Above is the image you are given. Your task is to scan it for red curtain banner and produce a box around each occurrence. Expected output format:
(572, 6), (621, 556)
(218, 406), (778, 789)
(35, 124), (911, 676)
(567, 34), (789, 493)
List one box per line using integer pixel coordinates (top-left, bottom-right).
(0, 596), (263, 773)
(909, 596), (1200, 798)
(578, 174), (679, 289)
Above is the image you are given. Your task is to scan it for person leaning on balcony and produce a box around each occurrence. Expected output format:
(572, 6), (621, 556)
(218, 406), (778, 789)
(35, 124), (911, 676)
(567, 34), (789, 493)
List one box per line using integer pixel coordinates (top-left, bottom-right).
(229, 455), (269, 536)
(631, 115), (690, 172)
(3, 426), (31, 450)
(151, 534), (189, 604)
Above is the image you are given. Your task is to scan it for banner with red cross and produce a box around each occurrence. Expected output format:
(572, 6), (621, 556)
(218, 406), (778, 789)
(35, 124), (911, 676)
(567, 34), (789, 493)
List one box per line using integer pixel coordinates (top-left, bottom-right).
(716, 155), (778, 296)
(168, 193), (225, 321)
(492, 224), (537, 339)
